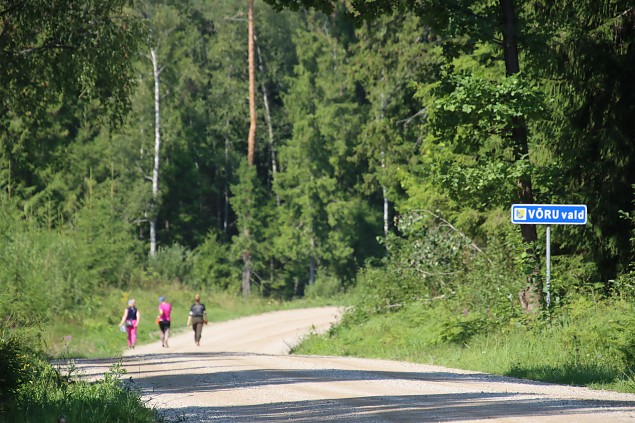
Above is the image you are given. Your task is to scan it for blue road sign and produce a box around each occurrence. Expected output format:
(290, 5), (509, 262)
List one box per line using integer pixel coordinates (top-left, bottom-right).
(511, 204), (587, 225)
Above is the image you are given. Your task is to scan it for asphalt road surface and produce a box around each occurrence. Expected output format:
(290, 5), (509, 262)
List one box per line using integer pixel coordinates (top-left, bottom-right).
(74, 307), (635, 422)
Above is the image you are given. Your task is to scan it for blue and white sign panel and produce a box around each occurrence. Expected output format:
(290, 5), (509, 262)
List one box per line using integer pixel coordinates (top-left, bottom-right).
(511, 204), (587, 225)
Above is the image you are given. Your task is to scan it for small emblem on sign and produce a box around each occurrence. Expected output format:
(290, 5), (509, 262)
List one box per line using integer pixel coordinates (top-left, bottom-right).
(514, 207), (527, 221)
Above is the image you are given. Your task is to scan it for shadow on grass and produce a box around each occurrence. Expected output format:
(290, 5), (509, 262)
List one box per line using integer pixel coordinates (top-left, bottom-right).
(507, 363), (623, 387)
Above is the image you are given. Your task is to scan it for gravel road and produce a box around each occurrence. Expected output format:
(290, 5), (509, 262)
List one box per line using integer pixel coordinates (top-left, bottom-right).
(74, 307), (635, 422)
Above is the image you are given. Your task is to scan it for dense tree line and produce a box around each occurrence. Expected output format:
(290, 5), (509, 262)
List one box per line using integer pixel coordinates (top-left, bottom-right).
(1, 0), (634, 322)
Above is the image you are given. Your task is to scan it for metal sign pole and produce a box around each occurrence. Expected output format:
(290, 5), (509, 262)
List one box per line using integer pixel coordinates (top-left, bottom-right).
(545, 225), (551, 308)
(511, 204), (586, 309)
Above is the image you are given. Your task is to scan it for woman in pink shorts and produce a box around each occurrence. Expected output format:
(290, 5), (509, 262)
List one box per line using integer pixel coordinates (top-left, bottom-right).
(157, 296), (172, 347)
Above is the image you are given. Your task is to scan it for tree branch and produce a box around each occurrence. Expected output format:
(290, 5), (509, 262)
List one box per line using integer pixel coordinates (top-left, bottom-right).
(412, 209), (493, 264)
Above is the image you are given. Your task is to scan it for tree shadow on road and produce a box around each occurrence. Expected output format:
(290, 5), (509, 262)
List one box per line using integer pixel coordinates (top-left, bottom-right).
(158, 393), (635, 422)
(69, 352), (635, 422)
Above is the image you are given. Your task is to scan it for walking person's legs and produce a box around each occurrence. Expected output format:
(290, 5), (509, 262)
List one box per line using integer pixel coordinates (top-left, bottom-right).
(160, 321), (170, 347)
(130, 324), (137, 348)
(192, 317), (203, 346)
(126, 326), (133, 348)
(195, 322), (203, 346)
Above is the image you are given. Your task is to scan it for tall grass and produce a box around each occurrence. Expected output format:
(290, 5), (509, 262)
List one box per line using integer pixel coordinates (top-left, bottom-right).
(1, 350), (160, 423)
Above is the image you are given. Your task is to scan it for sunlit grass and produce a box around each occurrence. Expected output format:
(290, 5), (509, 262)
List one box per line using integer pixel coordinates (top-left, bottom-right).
(2, 360), (161, 423)
(294, 303), (635, 394)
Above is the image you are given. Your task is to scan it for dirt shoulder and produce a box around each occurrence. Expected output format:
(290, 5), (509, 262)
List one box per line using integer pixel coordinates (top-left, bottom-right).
(74, 307), (635, 422)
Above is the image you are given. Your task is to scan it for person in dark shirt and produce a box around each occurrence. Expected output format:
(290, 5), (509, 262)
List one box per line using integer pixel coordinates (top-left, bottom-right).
(118, 299), (140, 349)
(186, 293), (207, 346)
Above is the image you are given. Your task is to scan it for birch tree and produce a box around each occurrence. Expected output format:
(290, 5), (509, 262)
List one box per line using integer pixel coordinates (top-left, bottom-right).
(149, 47), (162, 257)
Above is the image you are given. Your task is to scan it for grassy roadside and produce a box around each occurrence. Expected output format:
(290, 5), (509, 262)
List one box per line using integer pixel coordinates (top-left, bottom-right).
(293, 297), (635, 394)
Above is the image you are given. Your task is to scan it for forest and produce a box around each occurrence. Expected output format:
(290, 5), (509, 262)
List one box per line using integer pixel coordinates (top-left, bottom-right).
(1, 0), (635, 416)
(0, 0), (635, 421)
(2, 0), (634, 315)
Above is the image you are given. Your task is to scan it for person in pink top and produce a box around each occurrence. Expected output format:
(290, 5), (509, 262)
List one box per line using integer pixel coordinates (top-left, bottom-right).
(157, 296), (172, 347)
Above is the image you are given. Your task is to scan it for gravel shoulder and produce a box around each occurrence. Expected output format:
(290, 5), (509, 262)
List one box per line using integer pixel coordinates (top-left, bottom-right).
(74, 307), (635, 422)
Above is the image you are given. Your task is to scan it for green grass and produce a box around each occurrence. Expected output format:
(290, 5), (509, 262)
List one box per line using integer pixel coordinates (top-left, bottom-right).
(293, 300), (635, 394)
(2, 361), (161, 423)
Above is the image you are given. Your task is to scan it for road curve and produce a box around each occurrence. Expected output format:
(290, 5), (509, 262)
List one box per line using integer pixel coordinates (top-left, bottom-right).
(74, 307), (635, 422)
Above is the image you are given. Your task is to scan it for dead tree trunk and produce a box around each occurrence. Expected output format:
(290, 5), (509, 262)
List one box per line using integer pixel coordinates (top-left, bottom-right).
(242, 0), (257, 297)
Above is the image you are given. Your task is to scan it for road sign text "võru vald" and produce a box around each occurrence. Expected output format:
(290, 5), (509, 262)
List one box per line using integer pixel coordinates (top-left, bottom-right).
(511, 204), (587, 225)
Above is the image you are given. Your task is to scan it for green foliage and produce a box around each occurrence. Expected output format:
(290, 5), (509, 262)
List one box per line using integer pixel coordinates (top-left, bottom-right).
(0, 0), (145, 124)
(415, 71), (546, 211)
(548, 255), (599, 305)
(191, 231), (234, 290)
(71, 187), (145, 288)
(271, 11), (375, 293)
(0, 337), (38, 406)
(3, 360), (159, 423)
(303, 272), (343, 300)
(147, 244), (194, 284)
(423, 72), (546, 149)
(348, 207), (523, 325)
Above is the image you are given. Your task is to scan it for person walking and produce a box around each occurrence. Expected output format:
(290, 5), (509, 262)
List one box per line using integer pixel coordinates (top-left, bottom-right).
(119, 299), (140, 349)
(157, 296), (172, 348)
(186, 293), (207, 346)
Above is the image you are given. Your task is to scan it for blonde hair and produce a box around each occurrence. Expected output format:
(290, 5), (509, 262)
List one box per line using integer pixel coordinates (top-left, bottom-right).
(128, 299), (136, 307)
(194, 294), (201, 302)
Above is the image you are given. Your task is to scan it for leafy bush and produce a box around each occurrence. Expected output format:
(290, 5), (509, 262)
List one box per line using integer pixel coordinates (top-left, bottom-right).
(0, 337), (36, 406)
(147, 243), (194, 284)
(4, 361), (160, 423)
(191, 231), (234, 289)
(304, 272), (342, 299)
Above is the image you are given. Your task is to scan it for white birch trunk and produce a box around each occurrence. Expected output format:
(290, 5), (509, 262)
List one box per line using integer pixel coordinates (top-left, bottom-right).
(224, 137), (230, 234)
(379, 82), (389, 238)
(309, 236), (316, 285)
(255, 33), (279, 205)
(381, 151), (389, 238)
(150, 48), (161, 257)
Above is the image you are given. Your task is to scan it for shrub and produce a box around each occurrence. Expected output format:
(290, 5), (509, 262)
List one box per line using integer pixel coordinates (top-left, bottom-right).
(191, 231), (234, 289)
(304, 272), (342, 299)
(147, 243), (194, 284)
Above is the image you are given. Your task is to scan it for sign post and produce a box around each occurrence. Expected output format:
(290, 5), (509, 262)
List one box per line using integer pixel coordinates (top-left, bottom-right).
(511, 204), (587, 308)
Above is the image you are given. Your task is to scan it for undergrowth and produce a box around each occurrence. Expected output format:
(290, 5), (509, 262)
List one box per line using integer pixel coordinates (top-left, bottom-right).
(0, 341), (160, 423)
